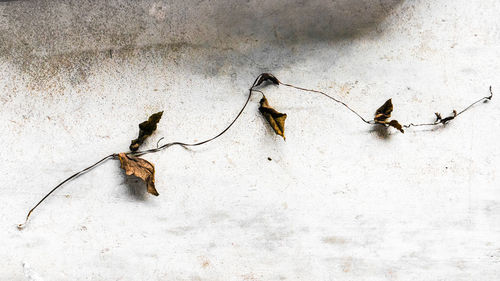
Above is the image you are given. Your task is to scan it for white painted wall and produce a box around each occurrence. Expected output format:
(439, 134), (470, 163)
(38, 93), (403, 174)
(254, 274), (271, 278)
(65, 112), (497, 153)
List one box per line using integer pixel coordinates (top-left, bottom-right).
(1, 0), (499, 280)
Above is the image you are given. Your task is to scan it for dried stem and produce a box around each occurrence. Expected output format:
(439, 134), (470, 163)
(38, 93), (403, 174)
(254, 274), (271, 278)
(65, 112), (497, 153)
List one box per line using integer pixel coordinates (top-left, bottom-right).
(18, 154), (116, 229)
(19, 73), (492, 228)
(131, 73), (277, 158)
(278, 80), (492, 129)
(279, 82), (375, 124)
(403, 86), (493, 128)
(18, 73), (272, 228)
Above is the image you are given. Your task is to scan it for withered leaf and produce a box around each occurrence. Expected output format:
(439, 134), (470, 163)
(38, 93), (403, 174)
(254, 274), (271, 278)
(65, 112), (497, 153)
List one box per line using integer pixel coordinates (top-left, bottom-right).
(254, 73), (280, 87)
(374, 98), (393, 122)
(388, 120), (404, 133)
(434, 112), (443, 122)
(130, 111), (163, 151)
(438, 110), (457, 124)
(118, 153), (159, 196)
(374, 99), (404, 133)
(259, 95), (287, 140)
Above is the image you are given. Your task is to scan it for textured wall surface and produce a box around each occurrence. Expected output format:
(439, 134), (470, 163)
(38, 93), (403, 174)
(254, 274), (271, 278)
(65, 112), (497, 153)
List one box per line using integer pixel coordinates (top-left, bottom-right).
(1, 0), (500, 280)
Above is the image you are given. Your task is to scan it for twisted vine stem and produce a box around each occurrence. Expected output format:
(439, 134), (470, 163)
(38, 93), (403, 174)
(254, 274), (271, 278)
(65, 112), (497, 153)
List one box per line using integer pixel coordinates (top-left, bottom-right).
(18, 73), (492, 229)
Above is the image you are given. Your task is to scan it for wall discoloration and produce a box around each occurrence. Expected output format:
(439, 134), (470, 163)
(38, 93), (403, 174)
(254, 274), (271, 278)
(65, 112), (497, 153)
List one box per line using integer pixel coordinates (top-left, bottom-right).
(2, 0), (500, 280)
(0, 0), (402, 94)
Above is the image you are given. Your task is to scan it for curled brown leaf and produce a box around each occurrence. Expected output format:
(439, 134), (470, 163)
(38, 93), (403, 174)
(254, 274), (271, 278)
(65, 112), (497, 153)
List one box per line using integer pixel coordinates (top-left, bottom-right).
(118, 153), (159, 196)
(374, 99), (404, 133)
(130, 111), (163, 151)
(259, 95), (287, 140)
(254, 73), (280, 87)
(435, 110), (457, 124)
(374, 98), (393, 122)
(388, 120), (404, 133)
(434, 112), (443, 122)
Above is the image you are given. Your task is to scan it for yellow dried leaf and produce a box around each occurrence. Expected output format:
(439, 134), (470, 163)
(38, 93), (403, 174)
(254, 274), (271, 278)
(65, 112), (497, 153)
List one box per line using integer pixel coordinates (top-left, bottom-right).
(259, 95), (287, 140)
(118, 153), (159, 196)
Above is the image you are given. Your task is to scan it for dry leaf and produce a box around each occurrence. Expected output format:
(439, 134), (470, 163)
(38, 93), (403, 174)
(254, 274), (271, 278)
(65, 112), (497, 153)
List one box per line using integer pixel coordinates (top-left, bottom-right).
(130, 111), (163, 151)
(435, 110), (457, 124)
(374, 99), (404, 133)
(254, 73), (280, 87)
(374, 98), (393, 122)
(388, 120), (404, 133)
(118, 153), (159, 196)
(434, 112), (443, 122)
(259, 95), (287, 140)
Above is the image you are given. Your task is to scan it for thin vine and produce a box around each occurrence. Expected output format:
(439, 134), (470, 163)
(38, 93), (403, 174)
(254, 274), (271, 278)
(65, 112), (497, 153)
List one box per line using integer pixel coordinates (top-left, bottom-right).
(18, 73), (493, 229)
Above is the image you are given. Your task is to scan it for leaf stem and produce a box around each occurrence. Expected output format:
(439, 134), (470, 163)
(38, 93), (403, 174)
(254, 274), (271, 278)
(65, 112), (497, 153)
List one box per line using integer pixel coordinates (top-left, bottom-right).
(18, 154), (117, 229)
(18, 73), (266, 228)
(280, 82), (375, 124)
(19, 74), (492, 228)
(279, 80), (492, 129)
(403, 86), (493, 128)
(130, 87), (256, 157)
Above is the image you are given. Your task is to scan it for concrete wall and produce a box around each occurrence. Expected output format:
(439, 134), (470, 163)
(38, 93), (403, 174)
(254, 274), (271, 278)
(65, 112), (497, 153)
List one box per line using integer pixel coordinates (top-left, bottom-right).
(1, 0), (499, 280)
